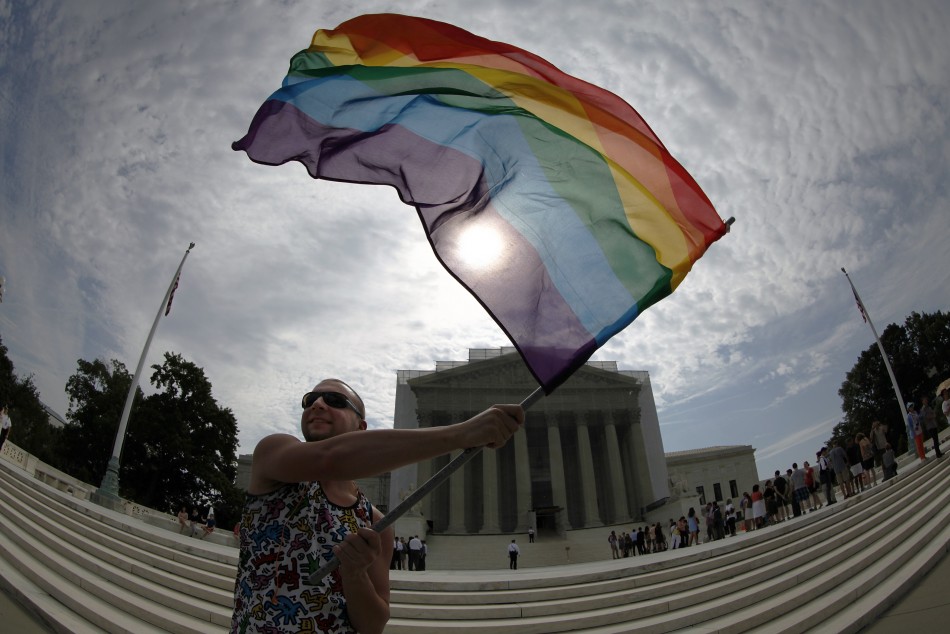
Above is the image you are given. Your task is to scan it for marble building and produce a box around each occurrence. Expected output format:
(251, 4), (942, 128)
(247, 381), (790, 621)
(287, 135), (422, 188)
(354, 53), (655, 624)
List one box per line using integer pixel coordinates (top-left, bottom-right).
(388, 347), (672, 537)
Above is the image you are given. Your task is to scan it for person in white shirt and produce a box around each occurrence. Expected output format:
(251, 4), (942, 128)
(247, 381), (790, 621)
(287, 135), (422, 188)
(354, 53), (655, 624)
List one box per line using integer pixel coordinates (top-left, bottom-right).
(941, 388), (950, 428)
(407, 535), (423, 571)
(507, 539), (520, 569)
(0, 404), (11, 450)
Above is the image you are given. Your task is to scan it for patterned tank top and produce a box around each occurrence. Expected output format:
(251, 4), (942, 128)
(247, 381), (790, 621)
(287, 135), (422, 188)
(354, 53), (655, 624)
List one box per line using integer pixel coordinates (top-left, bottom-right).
(230, 481), (375, 634)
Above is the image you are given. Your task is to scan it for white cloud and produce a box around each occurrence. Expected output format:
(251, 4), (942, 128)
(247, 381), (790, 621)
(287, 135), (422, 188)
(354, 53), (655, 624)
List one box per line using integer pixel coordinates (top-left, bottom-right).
(1, 0), (948, 483)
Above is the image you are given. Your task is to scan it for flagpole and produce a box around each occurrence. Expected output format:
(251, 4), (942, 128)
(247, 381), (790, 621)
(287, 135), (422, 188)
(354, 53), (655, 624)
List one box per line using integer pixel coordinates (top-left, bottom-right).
(841, 267), (909, 438)
(96, 242), (196, 503)
(306, 385), (545, 584)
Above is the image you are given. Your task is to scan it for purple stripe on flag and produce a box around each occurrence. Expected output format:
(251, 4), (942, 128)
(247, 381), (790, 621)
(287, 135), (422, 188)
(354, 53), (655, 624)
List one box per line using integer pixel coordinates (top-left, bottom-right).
(234, 99), (596, 388)
(425, 202), (597, 389)
(233, 100), (490, 216)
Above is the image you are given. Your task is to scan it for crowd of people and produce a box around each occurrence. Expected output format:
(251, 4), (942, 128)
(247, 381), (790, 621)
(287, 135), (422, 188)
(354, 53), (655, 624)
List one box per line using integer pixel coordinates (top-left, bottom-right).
(176, 505), (216, 538)
(607, 523), (669, 557)
(604, 391), (949, 555)
(390, 535), (428, 570)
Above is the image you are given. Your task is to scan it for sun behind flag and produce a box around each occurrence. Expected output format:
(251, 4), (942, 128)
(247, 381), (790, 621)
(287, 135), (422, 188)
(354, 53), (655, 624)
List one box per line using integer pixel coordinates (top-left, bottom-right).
(233, 13), (728, 393)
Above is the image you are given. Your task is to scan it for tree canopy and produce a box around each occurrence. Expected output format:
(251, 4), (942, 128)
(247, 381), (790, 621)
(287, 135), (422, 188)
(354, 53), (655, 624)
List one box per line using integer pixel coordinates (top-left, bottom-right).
(0, 336), (243, 528)
(0, 334), (58, 464)
(832, 310), (950, 452)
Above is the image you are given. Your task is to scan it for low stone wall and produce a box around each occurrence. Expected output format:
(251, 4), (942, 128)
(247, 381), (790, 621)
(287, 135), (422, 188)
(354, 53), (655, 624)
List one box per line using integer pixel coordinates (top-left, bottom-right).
(0, 441), (238, 547)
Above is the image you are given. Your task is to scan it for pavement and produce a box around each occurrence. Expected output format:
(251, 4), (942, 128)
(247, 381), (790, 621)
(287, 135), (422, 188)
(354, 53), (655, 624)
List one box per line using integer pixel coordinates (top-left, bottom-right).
(861, 543), (950, 633)
(0, 586), (52, 634)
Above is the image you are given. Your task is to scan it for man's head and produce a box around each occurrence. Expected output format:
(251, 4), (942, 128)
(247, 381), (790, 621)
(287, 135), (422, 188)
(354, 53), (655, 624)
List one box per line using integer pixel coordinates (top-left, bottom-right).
(300, 378), (366, 442)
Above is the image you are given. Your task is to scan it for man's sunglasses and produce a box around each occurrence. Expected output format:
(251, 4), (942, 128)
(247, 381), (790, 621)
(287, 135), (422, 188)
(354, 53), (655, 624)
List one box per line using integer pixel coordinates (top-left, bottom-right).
(301, 391), (363, 418)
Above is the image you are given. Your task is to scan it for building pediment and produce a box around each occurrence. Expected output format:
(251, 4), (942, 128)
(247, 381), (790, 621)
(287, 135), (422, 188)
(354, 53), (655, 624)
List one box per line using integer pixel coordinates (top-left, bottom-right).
(407, 351), (643, 413)
(409, 353), (642, 391)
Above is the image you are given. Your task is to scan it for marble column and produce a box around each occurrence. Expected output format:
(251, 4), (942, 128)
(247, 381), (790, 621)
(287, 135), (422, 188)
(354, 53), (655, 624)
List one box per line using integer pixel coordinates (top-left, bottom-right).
(446, 450), (466, 533)
(604, 413), (630, 523)
(576, 420), (602, 527)
(480, 448), (500, 532)
(417, 413), (433, 518)
(514, 428), (531, 532)
(547, 420), (572, 530)
(624, 420), (646, 518)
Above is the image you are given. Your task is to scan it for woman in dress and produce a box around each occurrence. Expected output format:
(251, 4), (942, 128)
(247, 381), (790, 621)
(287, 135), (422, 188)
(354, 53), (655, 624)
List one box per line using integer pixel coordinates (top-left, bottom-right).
(741, 492), (754, 532)
(686, 507), (699, 546)
(751, 484), (766, 529)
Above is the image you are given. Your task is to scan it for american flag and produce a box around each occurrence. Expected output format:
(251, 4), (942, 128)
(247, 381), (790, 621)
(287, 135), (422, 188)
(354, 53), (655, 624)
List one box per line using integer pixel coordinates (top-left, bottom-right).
(164, 274), (180, 316)
(850, 285), (867, 323)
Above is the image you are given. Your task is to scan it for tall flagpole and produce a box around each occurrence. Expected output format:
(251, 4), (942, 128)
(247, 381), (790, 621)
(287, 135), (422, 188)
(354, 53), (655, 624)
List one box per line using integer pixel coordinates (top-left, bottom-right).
(96, 243), (196, 503)
(841, 267), (909, 437)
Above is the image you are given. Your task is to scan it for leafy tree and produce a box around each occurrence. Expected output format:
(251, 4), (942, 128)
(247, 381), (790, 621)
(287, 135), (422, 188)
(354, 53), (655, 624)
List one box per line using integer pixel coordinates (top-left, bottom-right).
(834, 311), (950, 451)
(124, 352), (241, 526)
(0, 334), (62, 463)
(60, 352), (243, 528)
(60, 358), (138, 484)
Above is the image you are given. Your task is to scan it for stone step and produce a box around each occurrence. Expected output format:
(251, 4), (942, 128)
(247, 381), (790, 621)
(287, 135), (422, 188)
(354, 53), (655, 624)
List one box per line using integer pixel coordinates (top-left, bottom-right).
(0, 459), (236, 581)
(0, 448), (946, 634)
(0, 548), (107, 634)
(0, 471), (234, 604)
(389, 457), (934, 596)
(388, 456), (943, 608)
(0, 489), (229, 633)
(383, 458), (950, 632)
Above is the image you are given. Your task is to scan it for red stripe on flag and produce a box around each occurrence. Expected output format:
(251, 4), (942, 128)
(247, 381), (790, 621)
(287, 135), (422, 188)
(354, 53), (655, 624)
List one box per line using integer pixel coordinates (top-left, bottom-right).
(165, 274), (180, 316)
(850, 286), (867, 323)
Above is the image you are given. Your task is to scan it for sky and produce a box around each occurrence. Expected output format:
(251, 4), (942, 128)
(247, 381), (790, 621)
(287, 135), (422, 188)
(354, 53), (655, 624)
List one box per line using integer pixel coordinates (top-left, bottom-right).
(1, 0), (948, 482)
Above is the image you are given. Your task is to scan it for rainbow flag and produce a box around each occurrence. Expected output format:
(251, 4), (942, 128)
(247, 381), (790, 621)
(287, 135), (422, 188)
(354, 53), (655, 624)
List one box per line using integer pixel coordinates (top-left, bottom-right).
(234, 14), (728, 393)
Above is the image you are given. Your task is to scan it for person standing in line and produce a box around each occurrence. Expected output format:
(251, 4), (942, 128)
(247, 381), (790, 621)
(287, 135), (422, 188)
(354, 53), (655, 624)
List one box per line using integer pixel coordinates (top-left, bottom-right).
(751, 485), (766, 528)
(857, 433), (876, 487)
(790, 464), (808, 517)
(803, 461), (822, 511)
(829, 441), (853, 499)
(869, 421), (888, 471)
(906, 401), (926, 461)
(0, 404), (12, 451)
(818, 448), (837, 505)
(941, 388), (950, 425)
(740, 492), (753, 532)
(686, 508), (699, 546)
(725, 499), (737, 536)
(845, 437), (865, 494)
(418, 541), (427, 571)
(390, 538), (400, 570)
(608, 530), (619, 559)
(398, 537), (408, 570)
(407, 535), (423, 571)
(772, 471), (789, 521)
(508, 539), (520, 569)
(882, 443), (898, 480)
(920, 396), (942, 458)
